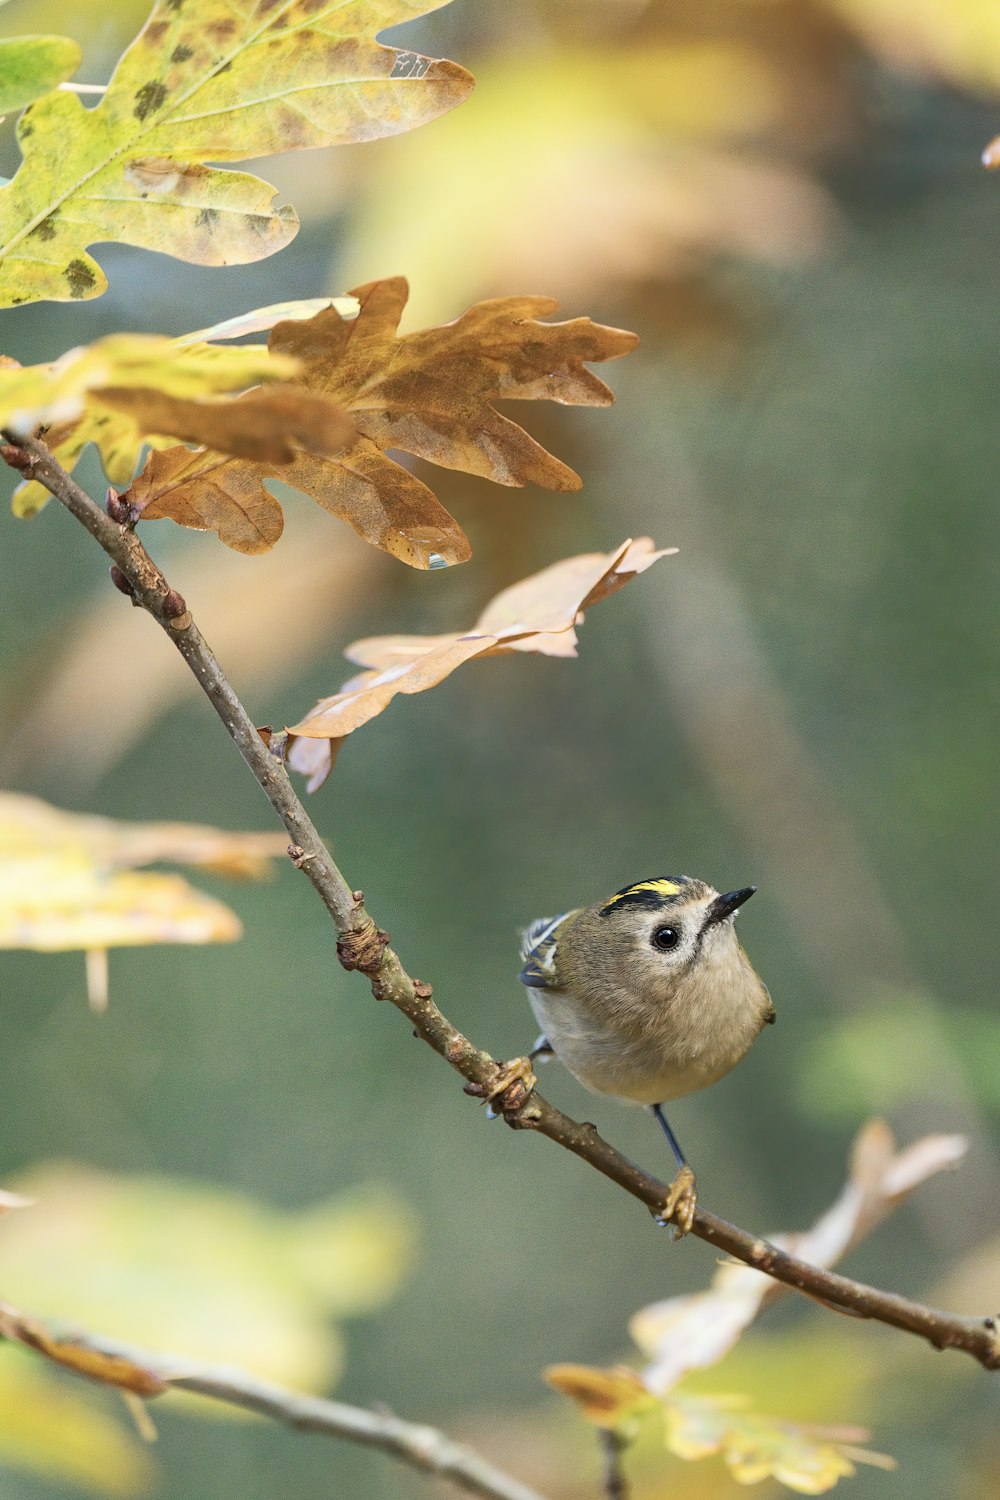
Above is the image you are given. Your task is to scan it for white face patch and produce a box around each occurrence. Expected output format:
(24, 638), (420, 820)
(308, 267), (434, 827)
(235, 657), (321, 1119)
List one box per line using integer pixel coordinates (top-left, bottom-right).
(638, 911), (699, 966)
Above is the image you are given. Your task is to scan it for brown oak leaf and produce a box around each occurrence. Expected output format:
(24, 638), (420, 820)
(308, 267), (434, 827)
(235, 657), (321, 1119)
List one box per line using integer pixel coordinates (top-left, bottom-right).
(124, 278), (638, 568)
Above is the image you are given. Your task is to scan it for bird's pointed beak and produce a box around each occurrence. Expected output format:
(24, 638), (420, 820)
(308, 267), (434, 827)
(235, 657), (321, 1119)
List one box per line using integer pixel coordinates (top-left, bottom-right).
(703, 886), (756, 930)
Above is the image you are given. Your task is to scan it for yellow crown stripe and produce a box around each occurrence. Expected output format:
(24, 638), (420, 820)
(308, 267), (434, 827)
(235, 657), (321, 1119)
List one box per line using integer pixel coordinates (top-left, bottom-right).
(604, 878), (682, 909)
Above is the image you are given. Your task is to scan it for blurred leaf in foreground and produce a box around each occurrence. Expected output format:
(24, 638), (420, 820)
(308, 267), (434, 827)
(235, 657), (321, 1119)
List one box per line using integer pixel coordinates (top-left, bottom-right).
(0, 792), (287, 878)
(125, 278), (638, 565)
(0, 1352), (153, 1497)
(12, 300), (357, 516)
(4, 329), (353, 519)
(0, 0), (473, 305)
(286, 537), (674, 790)
(0, 1165), (415, 1396)
(822, 0), (1000, 94)
(0, 794), (288, 1006)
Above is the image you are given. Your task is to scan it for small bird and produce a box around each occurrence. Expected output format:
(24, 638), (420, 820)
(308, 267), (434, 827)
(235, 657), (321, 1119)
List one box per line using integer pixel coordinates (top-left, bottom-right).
(516, 876), (774, 1234)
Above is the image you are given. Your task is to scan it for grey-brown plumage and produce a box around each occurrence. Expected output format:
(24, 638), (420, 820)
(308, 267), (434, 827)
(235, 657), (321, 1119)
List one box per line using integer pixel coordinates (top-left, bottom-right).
(518, 876), (773, 1232)
(520, 875), (773, 1106)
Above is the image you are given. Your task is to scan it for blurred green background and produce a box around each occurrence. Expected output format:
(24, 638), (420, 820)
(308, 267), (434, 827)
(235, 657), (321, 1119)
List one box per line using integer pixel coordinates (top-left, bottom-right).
(1, 1), (999, 1497)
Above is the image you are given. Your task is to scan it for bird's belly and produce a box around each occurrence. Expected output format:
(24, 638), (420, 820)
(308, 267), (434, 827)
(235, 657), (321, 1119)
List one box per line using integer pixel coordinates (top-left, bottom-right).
(527, 988), (758, 1106)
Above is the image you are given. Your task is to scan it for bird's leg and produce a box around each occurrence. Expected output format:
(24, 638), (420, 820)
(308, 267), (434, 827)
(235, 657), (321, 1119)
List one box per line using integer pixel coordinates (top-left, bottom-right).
(650, 1104), (697, 1238)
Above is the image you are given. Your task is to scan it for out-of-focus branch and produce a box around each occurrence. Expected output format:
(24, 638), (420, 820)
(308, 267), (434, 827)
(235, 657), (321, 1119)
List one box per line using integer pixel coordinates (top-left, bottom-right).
(6, 433), (999, 1373)
(0, 1310), (547, 1500)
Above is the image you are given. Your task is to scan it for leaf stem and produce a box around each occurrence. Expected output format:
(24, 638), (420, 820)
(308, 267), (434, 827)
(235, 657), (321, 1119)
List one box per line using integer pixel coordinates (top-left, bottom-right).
(6, 432), (999, 1374)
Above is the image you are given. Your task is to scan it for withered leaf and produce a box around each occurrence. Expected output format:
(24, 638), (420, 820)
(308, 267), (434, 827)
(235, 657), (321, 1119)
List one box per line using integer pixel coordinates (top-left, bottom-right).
(124, 278), (639, 567)
(286, 538), (673, 790)
(0, 1303), (165, 1398)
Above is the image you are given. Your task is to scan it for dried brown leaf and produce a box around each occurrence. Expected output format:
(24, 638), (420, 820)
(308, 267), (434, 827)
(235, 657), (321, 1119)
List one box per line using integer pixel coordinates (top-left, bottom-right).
(124, 279), (638, 568)
(286, 538), (673, 789)
(0, 1303), (165, 1398)
(630, 1119), (967, 1396)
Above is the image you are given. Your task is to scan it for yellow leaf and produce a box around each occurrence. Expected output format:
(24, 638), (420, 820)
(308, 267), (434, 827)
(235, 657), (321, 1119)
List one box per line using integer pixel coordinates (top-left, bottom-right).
(286, 538), (674, 789)
(0, 0), (473, 305)
(0, 335), (297, 436)
(663, 1394), (894, 1495)
(824, 0), (1000, 94)
(0, 333), (358, 517)
(124, 279), (639, 565)
(0, 796), (290, 999)
(0, 1188), (33, 1212)
(0, 1353), (153, 1496)
(0, 853), (242, 953)
(0, 793), (288, 879)
(0, 1165), (413, 1398)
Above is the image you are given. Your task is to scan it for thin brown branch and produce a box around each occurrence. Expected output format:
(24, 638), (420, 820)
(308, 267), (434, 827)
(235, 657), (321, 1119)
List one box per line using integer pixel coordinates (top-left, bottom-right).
(1, 1317), (547, 1500)
(7, 432), (999, 1374)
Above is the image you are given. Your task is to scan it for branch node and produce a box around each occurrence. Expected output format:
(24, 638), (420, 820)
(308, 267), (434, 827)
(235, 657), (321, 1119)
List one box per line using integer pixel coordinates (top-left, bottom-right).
(0, 440), (37, 477)
(337, 917), (390, 975)
(109, 564), (135, 599)
(412, 979), (433, 1000)
(161, 589), (191, 630)
(105, 488), (134, 526)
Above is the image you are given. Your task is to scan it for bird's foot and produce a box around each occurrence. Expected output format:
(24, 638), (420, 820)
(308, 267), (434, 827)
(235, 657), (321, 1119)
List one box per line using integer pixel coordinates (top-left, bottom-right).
(465, 1056), (537, 1117)
(654, 1165), (697, 1239)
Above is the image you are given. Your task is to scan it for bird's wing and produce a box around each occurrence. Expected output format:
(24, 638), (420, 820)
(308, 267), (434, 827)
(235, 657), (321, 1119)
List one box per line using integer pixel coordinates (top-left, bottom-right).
(518, 910), (573, 989)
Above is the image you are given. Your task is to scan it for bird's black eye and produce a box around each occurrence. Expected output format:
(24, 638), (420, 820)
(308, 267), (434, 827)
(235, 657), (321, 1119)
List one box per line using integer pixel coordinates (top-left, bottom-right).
(651, 925), (680, 952)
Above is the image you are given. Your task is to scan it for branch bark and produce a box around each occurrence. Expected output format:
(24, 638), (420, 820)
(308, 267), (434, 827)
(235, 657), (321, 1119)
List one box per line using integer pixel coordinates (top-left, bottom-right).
(6, 433), (999, 1374)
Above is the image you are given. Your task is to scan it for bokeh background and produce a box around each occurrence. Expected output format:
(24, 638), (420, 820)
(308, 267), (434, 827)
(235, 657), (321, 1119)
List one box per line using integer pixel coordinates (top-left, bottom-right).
(1, 1), (999, 1497)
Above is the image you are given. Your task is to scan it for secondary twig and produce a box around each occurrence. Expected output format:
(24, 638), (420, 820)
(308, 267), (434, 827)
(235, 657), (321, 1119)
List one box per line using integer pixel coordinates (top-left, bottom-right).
(7, 433), (999, 1373)
(0, 1317), (547, 1500)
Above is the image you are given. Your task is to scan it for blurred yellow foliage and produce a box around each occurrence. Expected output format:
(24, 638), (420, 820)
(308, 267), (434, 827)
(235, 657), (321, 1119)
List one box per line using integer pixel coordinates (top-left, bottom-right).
(0, 1163), (414, 1399)
(337, 46), (835, 327)
(0, 1354), (154, 1497)
(824, 0), (1000, 92)
(0, 794), (289, 1006)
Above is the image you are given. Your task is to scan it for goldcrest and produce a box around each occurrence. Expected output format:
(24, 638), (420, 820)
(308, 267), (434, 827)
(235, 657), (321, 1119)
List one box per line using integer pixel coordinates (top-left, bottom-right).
(518, 876), (774, 1233)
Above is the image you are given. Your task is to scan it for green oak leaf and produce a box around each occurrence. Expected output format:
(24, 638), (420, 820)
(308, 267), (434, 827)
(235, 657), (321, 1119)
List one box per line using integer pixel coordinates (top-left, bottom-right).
(0, 0), (473, 306)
